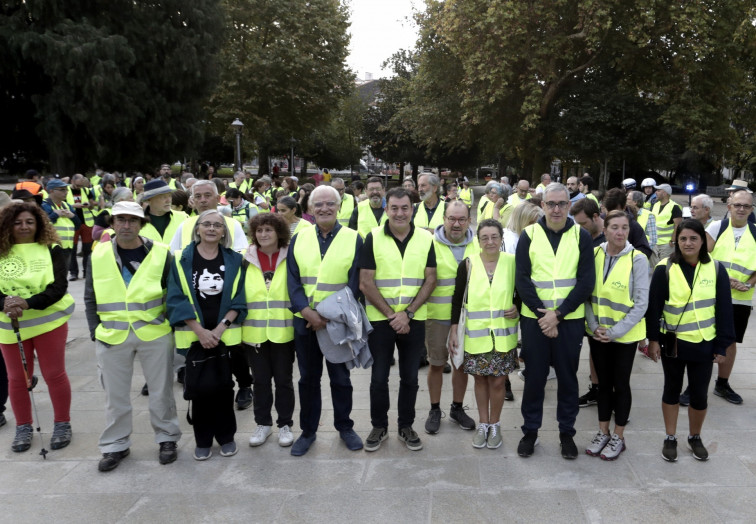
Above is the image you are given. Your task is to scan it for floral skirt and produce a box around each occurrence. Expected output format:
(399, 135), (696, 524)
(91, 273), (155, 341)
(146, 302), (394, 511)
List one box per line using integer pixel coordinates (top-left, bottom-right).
(463, 348), (518, 377)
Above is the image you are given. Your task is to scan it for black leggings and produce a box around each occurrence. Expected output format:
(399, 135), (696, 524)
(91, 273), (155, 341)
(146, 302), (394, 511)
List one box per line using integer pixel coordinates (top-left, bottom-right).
(661, 356), (713, 411)
(588, 339), (636, 426)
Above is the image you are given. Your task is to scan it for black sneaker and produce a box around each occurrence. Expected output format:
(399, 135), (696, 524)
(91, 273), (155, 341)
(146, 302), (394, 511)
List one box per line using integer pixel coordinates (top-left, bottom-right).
(0, 413), (6, 428)
(504, 378), (514, 401)
(662, 437), (677, 462)
(679, 386), (690, 407)
(98, 449), (130, 472)
(578, 384), (599, 407)
(159, 441), (178, 465)
(398, 426), (423, 451)
(449, 404), (476, 430)
(517, 431), (539, 457)
(688, 435), (709, 461)
(235, 387), (253, 410)
(714, 382), (743, 405)
(424, 408), (443, 434)
(559, 432), (578, 459)
(364, 427), (388, 452)
(141, 383), (149, 396)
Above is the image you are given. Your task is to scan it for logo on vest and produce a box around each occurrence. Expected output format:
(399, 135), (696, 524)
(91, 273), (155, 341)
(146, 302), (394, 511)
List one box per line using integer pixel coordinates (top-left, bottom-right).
(698, 278), (715, 288)
(611, 280), (628, 291)
(0, 254), (26, 281)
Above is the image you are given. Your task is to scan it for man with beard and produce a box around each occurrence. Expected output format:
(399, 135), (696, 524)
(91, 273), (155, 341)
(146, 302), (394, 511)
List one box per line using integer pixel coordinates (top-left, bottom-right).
(348, 177), (387, 239)
(413, 173), (445, 232)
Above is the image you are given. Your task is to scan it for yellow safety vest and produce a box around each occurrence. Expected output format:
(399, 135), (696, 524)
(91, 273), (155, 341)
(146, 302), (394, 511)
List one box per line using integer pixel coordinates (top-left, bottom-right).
(636, 210), (651, 243)
(464, 254), (518, 353)
(49, 202), (76, 249)
(507, 193), (532, 206)
(140, 210), (188, 244)
(231, 203), (258, 229)
(476, 195), (490, 220)
(337, 194), (356, 227)
(91, 241), (172, 344)
(660, 259), (717, 343)
(588, 247), (646, 343)
(292, 226), (358, 313)
(242, 259), (294, 344)
(587, 193), (600, 207)
(172, 251), (243, 349)
(90, 175), (102, 187)
(651, 200), (680, 245)
(0, 244), (75, 343)
(413, 201), (446, 230)
(711, 221), (756, 302)
(180, 214), (237, 248)
(252, 191), (270, 213)
(356, 199), (387, 239)
(229, 180), (250, 194)
(365, 226), (433, 322)
(458, 187), (472, 207)
(427, 238), (478, 320)
(292, 219), (312, 237)
(521, 223), (584, 319)
(536, 183), (547, 193)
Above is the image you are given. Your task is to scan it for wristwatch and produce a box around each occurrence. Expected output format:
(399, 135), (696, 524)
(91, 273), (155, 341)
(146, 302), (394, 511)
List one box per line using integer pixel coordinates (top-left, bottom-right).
(406, 310), (415, 320)
(222, 318), (232, 327)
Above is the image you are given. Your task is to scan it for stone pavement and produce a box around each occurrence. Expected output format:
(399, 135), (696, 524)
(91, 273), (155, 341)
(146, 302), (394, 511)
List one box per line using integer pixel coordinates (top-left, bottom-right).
(0, 192), (754, 523)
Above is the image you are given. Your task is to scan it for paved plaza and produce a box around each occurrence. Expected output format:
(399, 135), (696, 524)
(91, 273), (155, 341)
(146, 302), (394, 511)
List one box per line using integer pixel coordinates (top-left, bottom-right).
(0, 192), (754, 523)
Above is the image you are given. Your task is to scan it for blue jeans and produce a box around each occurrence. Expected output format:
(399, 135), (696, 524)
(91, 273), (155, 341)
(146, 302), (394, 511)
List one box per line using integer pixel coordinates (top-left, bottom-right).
(520, 317), (584, 436)
(368, 320), (424, 429)
(294, 317), (354, 436)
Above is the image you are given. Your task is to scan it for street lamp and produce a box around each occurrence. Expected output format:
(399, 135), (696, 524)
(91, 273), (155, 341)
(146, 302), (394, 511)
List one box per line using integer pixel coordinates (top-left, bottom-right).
(231, 118), (244, 172)
(290, 137), (297, 177)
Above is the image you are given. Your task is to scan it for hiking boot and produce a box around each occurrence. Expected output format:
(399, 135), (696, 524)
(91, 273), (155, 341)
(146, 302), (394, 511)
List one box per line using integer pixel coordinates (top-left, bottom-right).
(662, 437), (677, 462)
(11, 423), (33, 452)
(364, 427), (387, 452)
(578, 384), (599, 407)
(424, 407), (443, 434)
(449, 404), (476, 430)
(585, 431), (610, 457)
(714, 382), (743, 405)
(472, 423), (488, 449)
(517, 431), (539, 457)
(249, 425), (272, 447)
(486, 423), (502, 449)
(98, 449), (130, 471)
(600, 434), (625, 461)
(560, 432), (578, 459)
(688, 435), (709, 461)
(504, 378), (514, 401)
(398, 426), (423, 451)
(158, 441), (178, 464)
(50, 421), (72, 450)
(679, 386), (690, 407)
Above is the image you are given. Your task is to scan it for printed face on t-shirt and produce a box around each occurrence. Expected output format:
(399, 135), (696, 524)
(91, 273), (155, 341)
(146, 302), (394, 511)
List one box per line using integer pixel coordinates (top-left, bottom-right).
(195, 267), (224, 298)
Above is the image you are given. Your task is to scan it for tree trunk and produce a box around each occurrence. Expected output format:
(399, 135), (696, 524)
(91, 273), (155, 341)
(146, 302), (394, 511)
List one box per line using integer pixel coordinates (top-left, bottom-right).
(299, 156), (307, 178)
(258, 147), (270, 176)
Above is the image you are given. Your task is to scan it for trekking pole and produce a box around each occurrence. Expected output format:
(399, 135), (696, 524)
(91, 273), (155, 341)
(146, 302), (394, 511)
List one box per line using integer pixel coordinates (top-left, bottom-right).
(10, 319), (48, 459)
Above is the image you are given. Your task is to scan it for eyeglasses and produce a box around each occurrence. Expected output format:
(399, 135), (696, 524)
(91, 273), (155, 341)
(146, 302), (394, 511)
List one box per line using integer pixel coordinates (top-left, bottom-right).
(199, 221), (225, 229)
(732, 203), (754, 210)
(544, 201), (569, 210)
(312, 201), (338, 209)
(445, 216), (468, 224)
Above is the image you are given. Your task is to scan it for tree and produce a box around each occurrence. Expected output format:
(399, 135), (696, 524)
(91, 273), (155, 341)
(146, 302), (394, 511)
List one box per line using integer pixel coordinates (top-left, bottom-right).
(0, 0), (225, 175)
(208, 0), (353, 174)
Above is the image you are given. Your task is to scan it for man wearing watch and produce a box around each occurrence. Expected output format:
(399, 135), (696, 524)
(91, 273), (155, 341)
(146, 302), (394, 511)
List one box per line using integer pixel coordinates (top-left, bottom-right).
(514, 183), (594, 459)
(360, 187), (437, 452)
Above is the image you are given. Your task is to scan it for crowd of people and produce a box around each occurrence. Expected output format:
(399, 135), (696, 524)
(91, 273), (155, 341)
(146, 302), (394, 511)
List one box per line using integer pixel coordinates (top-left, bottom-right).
(0, 166), (752, 471)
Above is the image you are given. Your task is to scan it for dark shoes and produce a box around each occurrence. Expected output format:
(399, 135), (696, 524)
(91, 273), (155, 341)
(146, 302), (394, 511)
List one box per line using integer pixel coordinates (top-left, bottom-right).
(662, 437), (678, 462)
(11, 423), (33, 452)
(235, 387), (253, 410)
(177, 367), (185, 385)
(714, 382), (743, 405)
(578, 384), (599, 407)
(50, 422), (72, 450)
(99, 449), (130, 472)
(679, 386), (691, 407)
(424, 407), (443, 434)
(560, 432), (578, 460)
(290, 433), (317, 456)
(517, 431), (539, 457)
(141, 383), (149, 396)
(504, 377), (514, 401)
(339, 429), (364, 451)
(688, 435), (709, 461)
(449, 404), (476, 430)
(398, 426), (423, 451)
(159, 441), (178, 465)
(443, 363), (452, 374)
(365, 427), (388, 452)
(0, 413), (6, 428)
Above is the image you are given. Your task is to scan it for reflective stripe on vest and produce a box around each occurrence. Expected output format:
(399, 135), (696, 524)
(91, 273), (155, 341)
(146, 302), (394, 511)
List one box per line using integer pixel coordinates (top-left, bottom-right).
(293, 226), (358, 314)
(50, 202), (76, 249)
(0, 243), (75, 343)
(67, 189), (95, 226)
(337, 194), (355, 226)
(140, 210), (188, 244)
(463, 253), (518, 353)
(711, 221), (756, 302)
(180, 214), (236, 249)
(365, 226), (433, 322)
(521, 223), (584, 319)
(413, 201), (445, 230)
(661, 260), (717, 343)
(357, 199), (387, 239)
(173, 252), (242, 349)
(427, 238), (478, 320)
(588, 247), (645, 343)
(91, 241), (172, 344)
(652, 200), (680, 244)
(242, 261), (294, 344)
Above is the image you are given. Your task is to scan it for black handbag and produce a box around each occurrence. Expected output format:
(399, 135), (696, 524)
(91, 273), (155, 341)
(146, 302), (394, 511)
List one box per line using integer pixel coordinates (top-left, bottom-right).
(183, 341), (234, 401)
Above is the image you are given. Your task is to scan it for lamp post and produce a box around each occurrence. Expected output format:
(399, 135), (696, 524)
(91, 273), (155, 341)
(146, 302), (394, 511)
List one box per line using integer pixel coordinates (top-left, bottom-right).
(231, 118), (244, 172)
(290, 137), (296, 177)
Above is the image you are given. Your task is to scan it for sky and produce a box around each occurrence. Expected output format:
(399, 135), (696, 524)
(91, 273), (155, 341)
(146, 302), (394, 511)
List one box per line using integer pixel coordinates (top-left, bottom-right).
(346, 0), (420, 80)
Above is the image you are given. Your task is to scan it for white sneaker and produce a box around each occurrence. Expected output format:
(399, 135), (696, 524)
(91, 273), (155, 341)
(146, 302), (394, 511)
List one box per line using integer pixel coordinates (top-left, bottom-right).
(585, 431), (610, 456)
(278, 425), (294, 447)
(547, 367), (557, 380)
(249, 425), (272, 447)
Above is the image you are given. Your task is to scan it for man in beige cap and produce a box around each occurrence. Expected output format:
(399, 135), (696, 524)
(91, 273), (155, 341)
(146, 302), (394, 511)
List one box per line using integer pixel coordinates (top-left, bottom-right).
(651, 183), (682, 260)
